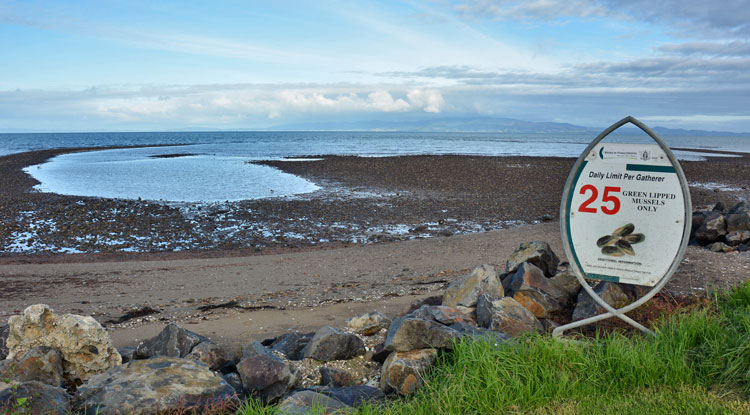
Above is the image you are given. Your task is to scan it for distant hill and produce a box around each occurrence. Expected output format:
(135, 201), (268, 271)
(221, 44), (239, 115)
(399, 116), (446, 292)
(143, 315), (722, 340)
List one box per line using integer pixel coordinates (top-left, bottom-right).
(269, 116), (750, 136)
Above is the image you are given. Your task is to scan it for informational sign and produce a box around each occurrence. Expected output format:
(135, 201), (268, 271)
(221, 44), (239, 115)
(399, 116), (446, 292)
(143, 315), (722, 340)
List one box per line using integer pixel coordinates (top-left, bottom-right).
(563, 140), (688, 286)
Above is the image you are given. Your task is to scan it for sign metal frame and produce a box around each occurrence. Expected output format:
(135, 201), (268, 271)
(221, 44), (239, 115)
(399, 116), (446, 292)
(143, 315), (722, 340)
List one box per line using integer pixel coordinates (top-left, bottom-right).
(553, 116), (692, 337)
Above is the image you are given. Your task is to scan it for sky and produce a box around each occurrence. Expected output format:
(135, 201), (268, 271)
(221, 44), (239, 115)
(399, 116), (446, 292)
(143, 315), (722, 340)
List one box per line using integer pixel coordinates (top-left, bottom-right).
(1, 0), (749, 133)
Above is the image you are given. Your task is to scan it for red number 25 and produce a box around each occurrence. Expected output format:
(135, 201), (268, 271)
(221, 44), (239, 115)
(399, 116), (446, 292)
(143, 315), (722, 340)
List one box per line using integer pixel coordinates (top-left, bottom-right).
(578, 185), (621, 215)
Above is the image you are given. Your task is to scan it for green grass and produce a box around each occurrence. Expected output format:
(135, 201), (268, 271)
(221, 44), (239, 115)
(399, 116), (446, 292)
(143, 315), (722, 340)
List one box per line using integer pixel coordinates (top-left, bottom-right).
(231, 283), (750, 415)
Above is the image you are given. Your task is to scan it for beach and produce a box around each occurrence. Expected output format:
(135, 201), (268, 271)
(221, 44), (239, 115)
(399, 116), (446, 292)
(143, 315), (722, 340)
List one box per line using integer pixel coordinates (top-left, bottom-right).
(1, 148), (750, 350)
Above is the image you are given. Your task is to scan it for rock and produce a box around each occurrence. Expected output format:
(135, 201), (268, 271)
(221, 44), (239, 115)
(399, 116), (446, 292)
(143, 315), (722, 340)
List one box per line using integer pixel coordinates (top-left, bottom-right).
(269, 332), (315, 361)
(449, 322), (510, 345)
(549, 267), (582, 296)
(222, 372), (244, 397)
(118, 347), (137, 364)
(75, 357), (237, 415)
(476, 294), (542, 336)
(0, 346), (64, 387)
(320, 367), (357, 387)
(728, 201), (748, 215)
(380, 349), (438, 395)
(442, 264), (503, 307)
(712, 201), (728, 213)
(0, 381), (70, 415)
(694, 212), (727, 245)
(187, 341), (227, 371)
(237, 342), (296, 404)
(302, 326), (365, 362)
(708, 242), (734, 253)
(0, 324), (8, 360)
(317, 385), (384, 406)
(135, 322), (209, 359)
(408, 305), (476, 326)
(6, 304), (121, 384)
(691, 211), (707, 236)
(277, 390), (351, 415)
(726, 230), (750, 246)
(370, 343), (390, 364)
(504, 262), (568, 318)
(506, 241), (560, 277)
(571, 282), (631, 321)
(346, 312), (392, 336)
(383, 317), (460, 352)
(727, 211), (750, 232)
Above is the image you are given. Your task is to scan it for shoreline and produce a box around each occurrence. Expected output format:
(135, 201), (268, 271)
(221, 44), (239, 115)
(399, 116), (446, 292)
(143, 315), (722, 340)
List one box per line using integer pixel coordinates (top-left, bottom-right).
(1, 146), (749, 262)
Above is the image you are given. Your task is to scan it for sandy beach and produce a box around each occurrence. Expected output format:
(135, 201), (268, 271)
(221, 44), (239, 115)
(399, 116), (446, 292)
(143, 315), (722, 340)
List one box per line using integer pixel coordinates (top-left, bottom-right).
(1, 148), (750, 351)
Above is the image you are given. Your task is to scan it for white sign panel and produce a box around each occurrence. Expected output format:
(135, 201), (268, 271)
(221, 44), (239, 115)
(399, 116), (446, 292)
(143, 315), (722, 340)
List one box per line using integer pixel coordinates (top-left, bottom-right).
(564, 143), (687, 286)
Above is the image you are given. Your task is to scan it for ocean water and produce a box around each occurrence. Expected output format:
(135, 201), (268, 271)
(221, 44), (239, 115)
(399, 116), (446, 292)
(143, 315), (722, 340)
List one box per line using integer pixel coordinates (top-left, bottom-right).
(3, 131), (749, 203)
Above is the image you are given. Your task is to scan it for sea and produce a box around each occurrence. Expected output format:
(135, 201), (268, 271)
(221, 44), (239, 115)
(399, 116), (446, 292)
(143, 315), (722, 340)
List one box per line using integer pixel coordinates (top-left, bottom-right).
(2, 131), (749, 203)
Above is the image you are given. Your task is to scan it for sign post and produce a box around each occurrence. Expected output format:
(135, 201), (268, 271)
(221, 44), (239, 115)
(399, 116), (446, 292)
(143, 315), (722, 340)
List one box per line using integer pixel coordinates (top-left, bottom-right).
(553, 116), (692, 337)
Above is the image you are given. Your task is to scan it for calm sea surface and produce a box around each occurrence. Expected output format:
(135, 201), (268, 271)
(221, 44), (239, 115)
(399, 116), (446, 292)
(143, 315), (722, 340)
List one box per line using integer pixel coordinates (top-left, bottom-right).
(2, 131), (748, 202)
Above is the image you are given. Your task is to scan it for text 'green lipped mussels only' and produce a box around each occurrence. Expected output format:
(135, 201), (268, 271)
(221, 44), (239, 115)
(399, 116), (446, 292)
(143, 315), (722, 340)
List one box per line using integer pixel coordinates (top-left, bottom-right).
(597, 223), (645, 256)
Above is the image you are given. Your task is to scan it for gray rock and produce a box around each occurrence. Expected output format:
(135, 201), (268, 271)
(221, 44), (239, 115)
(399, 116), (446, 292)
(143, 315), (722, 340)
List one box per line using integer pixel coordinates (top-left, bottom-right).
(549, 267), (582, 296)
(708, 242), (734, 253)
(237, 342), (296, 404)
(694, 212), (727, 245)
(222, 372), (244, 397)
(380, 349), (438, 395)
(346, 312), (392, 336)
(0, 381), (70, 415)
(449, 322), (510, 345)
(277, 390), (351, 415)
(691, 211), (707, 236)
(476, 294), (542, 336)
(442, 264), (503, 307)
(75, 357), (237, 415)
(383, 317), (460, 352)
(118, 347), (137, 364)
(726, 230), (750, 246)
(0, 346), (64, 387)
(269, 332), (315, 361)
(505, 262), (568, 318)
(6, 304), (121, 384)
(407, 305), (476, 326)
(319, 367), (357, 387)
(0, 324), (8, 360)
(727, 211), (750, 232)
(506, 241), (560, 277)
(571, 282), (631, 321)
(728, 201), (748, 215)
(187, 341), (227, 371)
(317, 385), (385, 406)
(302, 326), (365, 362)
(136, 322), (209, 359)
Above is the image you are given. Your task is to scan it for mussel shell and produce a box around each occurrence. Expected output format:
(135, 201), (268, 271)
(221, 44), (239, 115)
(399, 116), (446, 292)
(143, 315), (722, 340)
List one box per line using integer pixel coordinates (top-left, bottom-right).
(596, 235), (616, 247)
(612, 223), (635, 237)
(623, 233), (645, 244)
(615, 239), (635, 255)
(601, 245), (624, 256)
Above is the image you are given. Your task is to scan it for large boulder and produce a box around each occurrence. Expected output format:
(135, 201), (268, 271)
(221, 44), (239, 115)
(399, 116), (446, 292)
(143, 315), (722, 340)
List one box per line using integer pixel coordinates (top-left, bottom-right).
(6, 304), (121, 384)
(187, 341), (227, 371)
(506, 241), (560, 277)
(277, 390), (351, 415)
(571, 282), (631, 321)
(135, 322), (209, 359)
(504, 262), (568, 318)
(0, 381), (70, 415)
(449, 322), (510, 345)
(443, 264), (503, 307)
(302, 326), (366, 362)
(320, 367), (358, 387)
(380, 349), (438, 395)
(75, 357), (237, 415)
(694, 212), (727, 245)
(0, 346), (64, 387)
(549, 267), (582, 297)
(725, 230), (750, 246)
(476, 294), (542, 336)
(408, 305), (476, 326)
(346, 312), (392, 336)
(383, 316), (460, 352)
(727, 203), (750, 232)
(237, 342), (297, 404)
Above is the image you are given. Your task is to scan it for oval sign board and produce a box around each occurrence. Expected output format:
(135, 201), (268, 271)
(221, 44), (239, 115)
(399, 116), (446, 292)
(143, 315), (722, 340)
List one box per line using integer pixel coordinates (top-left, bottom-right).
(561, 117), (692, 287)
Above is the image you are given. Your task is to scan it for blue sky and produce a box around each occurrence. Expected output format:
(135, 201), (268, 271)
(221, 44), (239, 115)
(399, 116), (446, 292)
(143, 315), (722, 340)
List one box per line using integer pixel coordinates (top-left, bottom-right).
(1, 0), (749, 132)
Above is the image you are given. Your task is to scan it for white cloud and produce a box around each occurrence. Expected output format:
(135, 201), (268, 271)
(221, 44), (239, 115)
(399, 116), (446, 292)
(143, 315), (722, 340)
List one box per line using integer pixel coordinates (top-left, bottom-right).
(407, 89), (446, 113)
